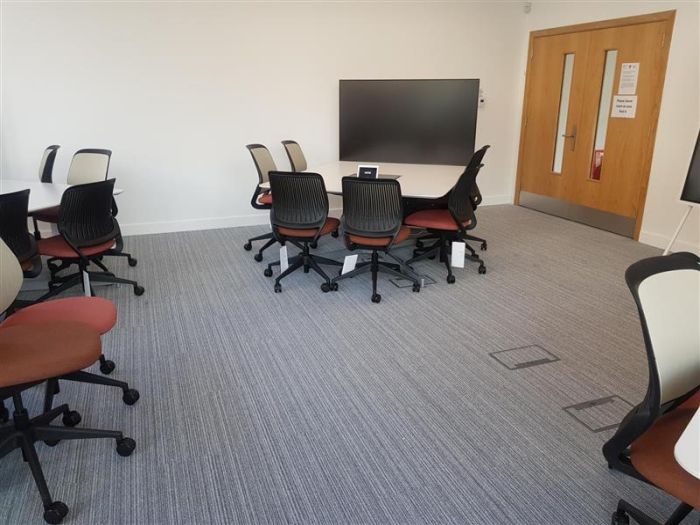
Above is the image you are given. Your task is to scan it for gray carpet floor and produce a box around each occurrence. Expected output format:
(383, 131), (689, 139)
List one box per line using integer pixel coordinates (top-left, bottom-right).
(1, 204), (697, 524)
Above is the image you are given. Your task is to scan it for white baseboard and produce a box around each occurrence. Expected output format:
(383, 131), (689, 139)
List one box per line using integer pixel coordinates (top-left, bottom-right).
(639, 230), (700, 255)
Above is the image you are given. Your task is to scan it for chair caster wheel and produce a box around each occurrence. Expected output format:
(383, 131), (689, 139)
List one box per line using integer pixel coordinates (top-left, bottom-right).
(321, 283), (331, 293)
(122, 389), (140, 406)
(43, 501), (68, 524)
(371, 294), (381, 303)
(62, 410), (81, 427)
(133, 285), (145, 296)
(428, 255), (435, 260)
(412, 250), (420, 257)
(412, 283), (421, 292)
(310, 241), (318, 249)
(100, 359), (116, 375)
(128, 257), (138, 267)
(243, 242), (252, 251)
(611, 510), (630, 525)
(254, 253), (263, 262)
(331, 230), (339, 238)
(303, 266), (310, 273)
(44, 440), (60, 447)
(274, 284), (282, 293)
(478, 265), (486, 274)
(330, 282), (338, 291)
(415, 240), (424, 248)
(116, 437), (136, 457)
(263, 268), (273, 277)
(446, 275), (456, 284)
(480, 242), (487, 251)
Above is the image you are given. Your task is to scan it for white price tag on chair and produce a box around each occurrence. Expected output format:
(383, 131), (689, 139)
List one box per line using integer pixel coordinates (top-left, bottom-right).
(280, 245), (289, 272)
(451, 241), (466, 268)
(341, 254), (358, 275)
(82, 270), (92, 296)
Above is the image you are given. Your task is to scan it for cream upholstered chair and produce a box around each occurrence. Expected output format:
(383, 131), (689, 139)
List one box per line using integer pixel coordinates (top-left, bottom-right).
(604, 251), (700, 525)
(244, 144), (279, 262)
(31, 145), (61, 239)
(281, 140), (307, 172)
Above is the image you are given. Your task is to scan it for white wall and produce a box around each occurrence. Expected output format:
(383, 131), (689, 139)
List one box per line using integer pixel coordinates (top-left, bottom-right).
(2, 1), (697, 254)
(525, 1), (700, 252)
(0, 1), (524, 234)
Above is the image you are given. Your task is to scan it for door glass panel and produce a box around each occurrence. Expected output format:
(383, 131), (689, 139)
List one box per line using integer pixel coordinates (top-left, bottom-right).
(552, 53), (575, 174)
(590, 50), (618, 181)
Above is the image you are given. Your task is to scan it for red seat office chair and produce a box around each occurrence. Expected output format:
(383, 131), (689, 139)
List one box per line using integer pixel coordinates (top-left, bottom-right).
(0, 239), (136, 524)
(604, 252), (700, 525)
(405, 162), (486, 283)
(244, 144), (279, 261)
(37, 179), (145, 298)
(331, 177), (421, 303)
(265, 171), (342, 293)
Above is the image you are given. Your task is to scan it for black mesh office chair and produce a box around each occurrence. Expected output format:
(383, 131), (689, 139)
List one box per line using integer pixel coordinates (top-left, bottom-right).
(265, 171), (342, 293)
(604, 252), (699, 525)
(405, 163), (486, 283)
(37, 179), (144, 298)
(0, 187), (139, 407)
(332, 177), (420, 303)
(414, 145), (490, 251)
(281, 140), (308, 172)
(31, 145), (61, 240)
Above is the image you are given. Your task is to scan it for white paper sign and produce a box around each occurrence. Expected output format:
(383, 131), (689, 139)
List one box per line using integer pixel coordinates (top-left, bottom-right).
(451, 241), (466, 268)
(618, 62), (639, 95)
(611, 95), (637, 119)
(280, 245), (289, 272)
(341, 254), (358, 275)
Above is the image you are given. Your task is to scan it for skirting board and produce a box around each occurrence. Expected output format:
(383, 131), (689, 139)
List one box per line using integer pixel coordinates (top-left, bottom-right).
(638, 230), (699, 255)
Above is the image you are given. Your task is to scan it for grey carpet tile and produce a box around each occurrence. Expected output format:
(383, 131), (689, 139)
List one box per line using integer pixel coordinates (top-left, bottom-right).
(2, 204), (697, 524)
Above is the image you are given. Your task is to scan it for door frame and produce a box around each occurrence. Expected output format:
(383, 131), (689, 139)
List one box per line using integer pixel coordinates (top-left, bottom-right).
(513, 10), (676, 240)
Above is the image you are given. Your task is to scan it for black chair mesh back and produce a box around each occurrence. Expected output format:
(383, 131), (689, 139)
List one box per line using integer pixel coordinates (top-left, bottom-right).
(0, 189), (37, 263)
(341, 177), (403, 237)
(40, 145), (60, 183)
(468, 145), (490, 208)
(448, 164), (481, 227)
(58, 179), (120, 248)
(268, 172), (328, 230)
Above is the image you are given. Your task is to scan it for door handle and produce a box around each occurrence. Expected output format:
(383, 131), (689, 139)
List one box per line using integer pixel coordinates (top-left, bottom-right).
(561, 125), (577, 151)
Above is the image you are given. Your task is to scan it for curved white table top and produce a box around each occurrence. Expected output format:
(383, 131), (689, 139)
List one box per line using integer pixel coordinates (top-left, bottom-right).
(259, 161), (465, 199)
(675, 408), (700, 479)
(0, 179), (123, 213)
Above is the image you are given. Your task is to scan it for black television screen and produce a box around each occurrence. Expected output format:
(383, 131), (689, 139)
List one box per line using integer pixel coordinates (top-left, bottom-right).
(680, 131), (700, 205)
(339, 79), (479, 166)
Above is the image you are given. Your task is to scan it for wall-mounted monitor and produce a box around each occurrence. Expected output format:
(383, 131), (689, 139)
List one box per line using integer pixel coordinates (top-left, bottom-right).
(339, 79), (479, 166)
(680, 131), (700, 206)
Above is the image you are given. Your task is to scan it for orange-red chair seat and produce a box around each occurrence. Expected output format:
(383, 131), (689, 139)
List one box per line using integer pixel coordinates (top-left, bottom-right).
(347, 226), (412, 247)
(0, 321), (101, 388)
(404, 209), (470, 231)
(277, 217), (340, 238)
(257, 192), (273, 205)
(32, 205), (60, 224)
(38, 236), (115, 258)
(1, 297), (117, 335)
(630, 390), (700, 507)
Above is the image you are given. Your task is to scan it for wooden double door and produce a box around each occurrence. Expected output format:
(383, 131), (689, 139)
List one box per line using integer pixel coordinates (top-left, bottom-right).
(516, 11), (675, 238)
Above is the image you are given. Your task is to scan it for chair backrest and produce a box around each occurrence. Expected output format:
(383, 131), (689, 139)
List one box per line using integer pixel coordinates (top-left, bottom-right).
(468, 145), (489, 209)
(38, 145), (60, 183)
(0, 189), (37, 264)
(603, 251), (700, 473)
(66, 148), (112, 185)
(448, 163), (482, 228)
(268, 171), (328, 232)
(58, 179), (120, 248)
(281, 140), (307, 172)
(246, 144), (277, 185)
(341, 177), (403, 238)
(0, 239), (23, 315)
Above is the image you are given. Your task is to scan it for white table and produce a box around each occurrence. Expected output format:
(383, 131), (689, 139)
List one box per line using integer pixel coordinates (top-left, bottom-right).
(260, 161), (465, 199)
(675, 408), (700, 479)
(0, 179), (123, 212)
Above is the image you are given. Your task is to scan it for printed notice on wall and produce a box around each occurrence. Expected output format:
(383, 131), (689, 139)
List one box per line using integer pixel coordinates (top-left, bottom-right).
(618, 63), (639, 95)
(611, 95), (637, 119)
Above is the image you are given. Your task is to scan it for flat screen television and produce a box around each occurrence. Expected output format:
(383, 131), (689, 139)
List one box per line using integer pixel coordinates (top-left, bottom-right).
(680, 131), (700, 206)
(339, 79), (479, 166)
